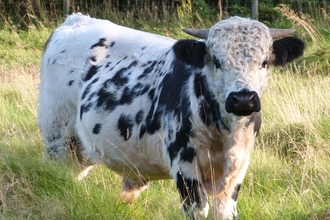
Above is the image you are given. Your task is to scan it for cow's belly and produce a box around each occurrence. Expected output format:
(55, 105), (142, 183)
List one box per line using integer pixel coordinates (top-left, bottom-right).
(77, 116), (171, 180)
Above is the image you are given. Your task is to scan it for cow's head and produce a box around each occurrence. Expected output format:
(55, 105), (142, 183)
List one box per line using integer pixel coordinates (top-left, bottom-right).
(180, 17), (305, 117)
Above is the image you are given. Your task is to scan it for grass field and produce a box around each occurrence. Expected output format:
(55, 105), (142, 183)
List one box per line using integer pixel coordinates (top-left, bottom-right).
(0, 14), (330, 219)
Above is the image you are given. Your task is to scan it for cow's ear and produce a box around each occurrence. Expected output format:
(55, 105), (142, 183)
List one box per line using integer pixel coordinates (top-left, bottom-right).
(173, 40), (207, 68)
(273, 36), (305, 66)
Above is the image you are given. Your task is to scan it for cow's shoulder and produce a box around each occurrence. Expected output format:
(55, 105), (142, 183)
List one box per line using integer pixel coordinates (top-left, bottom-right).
(272, 36), (305, 66)
(173, 40), (207, 68)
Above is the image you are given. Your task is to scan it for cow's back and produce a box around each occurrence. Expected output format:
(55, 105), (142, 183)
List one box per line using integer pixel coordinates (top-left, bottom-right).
(38, 13), (175, 162)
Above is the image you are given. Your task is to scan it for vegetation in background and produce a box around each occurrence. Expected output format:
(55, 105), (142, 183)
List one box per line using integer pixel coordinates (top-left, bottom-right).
(0, 0), (329, 219)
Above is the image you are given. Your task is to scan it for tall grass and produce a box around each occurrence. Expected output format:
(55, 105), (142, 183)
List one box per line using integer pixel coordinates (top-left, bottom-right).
(0, 3), (330, 220)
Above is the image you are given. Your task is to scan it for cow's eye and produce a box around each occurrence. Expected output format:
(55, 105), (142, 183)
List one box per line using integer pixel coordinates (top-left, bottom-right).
(262, 59), (268, 68)
(213, 55), (221, 69)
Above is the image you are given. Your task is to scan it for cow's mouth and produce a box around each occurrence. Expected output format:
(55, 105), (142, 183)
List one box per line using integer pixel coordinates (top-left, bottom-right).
(233, 110), (257, 117)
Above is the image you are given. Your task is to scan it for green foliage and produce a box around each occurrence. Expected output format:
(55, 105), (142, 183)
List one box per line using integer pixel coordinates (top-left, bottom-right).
(0, 0), (328, 30)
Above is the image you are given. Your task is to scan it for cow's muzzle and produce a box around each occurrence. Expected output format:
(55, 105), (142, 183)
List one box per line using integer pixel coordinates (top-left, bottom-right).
(225, 91), (260, 116)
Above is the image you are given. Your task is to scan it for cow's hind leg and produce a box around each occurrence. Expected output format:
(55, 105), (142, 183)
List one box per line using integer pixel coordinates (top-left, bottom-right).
(119, 177), (148, 204)
(38, 98), (77, 163)
(37, 100), (87, 166)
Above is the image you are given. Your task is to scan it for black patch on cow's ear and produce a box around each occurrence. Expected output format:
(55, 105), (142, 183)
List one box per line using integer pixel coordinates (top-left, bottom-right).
(117, 114), (134, 141)
(273, 36), (305, 66)
(173, 40), (207, 68)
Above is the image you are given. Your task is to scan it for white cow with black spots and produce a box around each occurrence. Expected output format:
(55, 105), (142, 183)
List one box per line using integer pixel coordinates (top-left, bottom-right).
(38, 13), (305, 219)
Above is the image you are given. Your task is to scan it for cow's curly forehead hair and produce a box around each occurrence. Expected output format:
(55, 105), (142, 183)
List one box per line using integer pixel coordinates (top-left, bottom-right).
(206, 17), (273, 71)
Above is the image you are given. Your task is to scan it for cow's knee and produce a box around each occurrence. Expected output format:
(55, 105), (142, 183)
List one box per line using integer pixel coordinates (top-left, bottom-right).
(43, 136), (71, 162)
(119, 177), (148, 204)
(175, 171), (209, 219)
(43, 135), (85, 165)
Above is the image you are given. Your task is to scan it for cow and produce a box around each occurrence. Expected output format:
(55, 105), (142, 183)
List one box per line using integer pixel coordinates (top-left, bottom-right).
(38, 13), (305, 219)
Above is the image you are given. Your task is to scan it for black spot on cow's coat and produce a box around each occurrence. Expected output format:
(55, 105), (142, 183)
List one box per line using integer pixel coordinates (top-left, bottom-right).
(246, 112), (262, 135)
(91, 38), (107, 49)
(138, 61), (157, 80)
(87, 92), (97, 101)
(139, 124), (146, 139)
(141, 85), (150, 96)
(142, 59), (194, 164)
(82, 77), (99, 100)
(119, 83), (148, 105)
(176, 172), (208, 210)
(132, 83), (143, 92)
(173, 40), (207, 68)
(145, 103), (161, 135)
(158, 60), (193, 128)
(168, 129), (190, 165)
(117, 114), (134, 140)
(148, 88), (155, 100)
(128, 60), (138, 68)
(180, 146), (196, 163)
(84, 65), (99, 82)
(67, 80), (74, 86)
(82, 86), (91, 100)
(92, 123), (102, 134)
(231, 184), (241, 202)
(135, 110), (144, 124)
(97, 86), (117, 112)
(80, 102), (93, 120)
(110, 67), (129, 88)
(115, 56), (128, 66)
(119, 87), (133, 105)
(194, 73), (229, 131)
(110, 41), (116, 47)
(90, 56), (97, 62)
(213, 55), (221, 69)
(105, 62), (112, 68)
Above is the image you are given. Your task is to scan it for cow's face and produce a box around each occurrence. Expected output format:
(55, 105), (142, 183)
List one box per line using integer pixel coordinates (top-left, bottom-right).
(205, 17), (273, 116)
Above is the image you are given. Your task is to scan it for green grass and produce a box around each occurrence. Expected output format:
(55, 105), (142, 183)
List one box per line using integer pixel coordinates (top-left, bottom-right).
(1, 15), (330, 220)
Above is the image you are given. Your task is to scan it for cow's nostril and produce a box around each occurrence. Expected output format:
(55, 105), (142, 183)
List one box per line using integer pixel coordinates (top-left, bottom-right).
(249, 94), (257, 106)
(232, 95), (239, 107)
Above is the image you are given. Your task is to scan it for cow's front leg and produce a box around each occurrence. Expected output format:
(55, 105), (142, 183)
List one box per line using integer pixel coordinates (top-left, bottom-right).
(170, 147), (209, 219)
(213, 154), (251, 219)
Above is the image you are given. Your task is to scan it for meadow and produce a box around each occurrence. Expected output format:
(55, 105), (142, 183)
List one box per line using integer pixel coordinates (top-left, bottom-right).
(1, 3), (330, 219)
